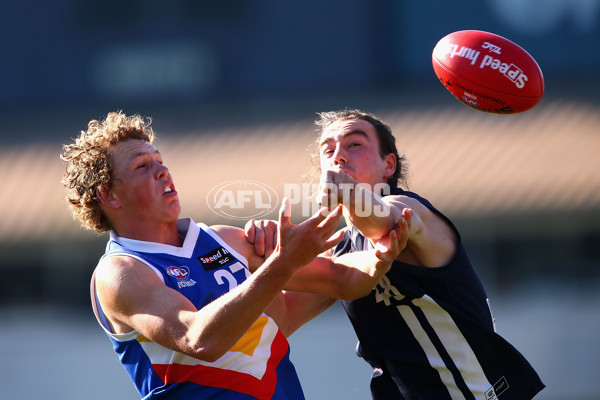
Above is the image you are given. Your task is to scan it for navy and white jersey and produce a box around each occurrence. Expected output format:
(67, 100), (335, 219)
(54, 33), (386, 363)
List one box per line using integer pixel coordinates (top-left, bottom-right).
(334, 189), (544, 400)
(91, 218), (304, 400)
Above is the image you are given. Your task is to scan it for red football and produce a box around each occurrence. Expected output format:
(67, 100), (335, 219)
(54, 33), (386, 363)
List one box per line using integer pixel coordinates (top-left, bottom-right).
(432, 30), (544, 114)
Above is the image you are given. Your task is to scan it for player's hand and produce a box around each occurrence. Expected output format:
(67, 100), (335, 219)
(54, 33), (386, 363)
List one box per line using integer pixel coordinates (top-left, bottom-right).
(274, 198), (345, 269)
(244, 219), (278, 258)
(374, 208), (413, 264)
(318, 167), (359, 209)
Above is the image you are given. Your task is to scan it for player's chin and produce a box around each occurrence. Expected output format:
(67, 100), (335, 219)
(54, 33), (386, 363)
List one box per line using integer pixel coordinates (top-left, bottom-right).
(165, 199), (182, 216)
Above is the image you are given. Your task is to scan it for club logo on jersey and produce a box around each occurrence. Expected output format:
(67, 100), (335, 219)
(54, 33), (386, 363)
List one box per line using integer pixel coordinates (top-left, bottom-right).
(167, 266), (189, 279)
(198, 247), (235, 271)
(166, 265), (197, 289)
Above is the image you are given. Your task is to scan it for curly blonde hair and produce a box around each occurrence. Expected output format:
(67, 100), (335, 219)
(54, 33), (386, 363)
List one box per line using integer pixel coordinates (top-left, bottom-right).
(60, 111), (154, 233)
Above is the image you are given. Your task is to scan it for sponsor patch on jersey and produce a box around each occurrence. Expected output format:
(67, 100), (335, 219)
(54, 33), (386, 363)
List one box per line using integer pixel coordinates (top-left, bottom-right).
(198, 246), (235, 270)
(485, 376), (509, 399)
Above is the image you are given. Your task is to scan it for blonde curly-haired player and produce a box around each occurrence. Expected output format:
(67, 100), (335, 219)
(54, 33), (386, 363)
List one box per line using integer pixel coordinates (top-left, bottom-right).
(60, 111), (410, 400)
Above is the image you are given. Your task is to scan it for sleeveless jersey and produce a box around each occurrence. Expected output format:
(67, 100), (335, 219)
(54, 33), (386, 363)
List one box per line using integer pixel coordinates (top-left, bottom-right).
(334, 189), (544, 400)
(91, 218), (304, 400)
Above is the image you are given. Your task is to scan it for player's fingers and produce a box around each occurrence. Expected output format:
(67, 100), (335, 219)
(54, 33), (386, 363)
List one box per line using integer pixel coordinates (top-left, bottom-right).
(319, 169), (344, 208)
(317, 181), (335, 209)
(402, 208), (413, 231)
(307, 202), (342, 231)
(264, 220), (278, 259)
(393, 216), (409, 255)
(318, 204), (343, 232)
(388, 229), (398, 254)
(323, 227), (346, 249)
(278, 197), (292, 229)
(244, 220), (256, 244)
(375, 227), (397, 254)
(253, 222), (266, 257)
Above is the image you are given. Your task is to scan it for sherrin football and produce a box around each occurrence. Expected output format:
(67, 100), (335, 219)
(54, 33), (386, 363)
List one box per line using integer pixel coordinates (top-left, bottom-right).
(432, 30), (544, 114)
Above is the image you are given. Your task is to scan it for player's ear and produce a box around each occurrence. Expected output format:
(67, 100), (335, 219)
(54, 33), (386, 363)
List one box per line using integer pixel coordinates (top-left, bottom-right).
(97, 184), (120, 208)
(383, 153), (396, 180)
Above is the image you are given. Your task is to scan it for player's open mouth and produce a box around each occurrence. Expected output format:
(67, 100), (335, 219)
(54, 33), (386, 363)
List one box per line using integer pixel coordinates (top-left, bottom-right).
(163, 184), (177, 196)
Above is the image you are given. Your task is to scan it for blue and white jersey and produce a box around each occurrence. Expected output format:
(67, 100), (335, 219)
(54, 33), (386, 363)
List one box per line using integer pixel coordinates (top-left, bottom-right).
(91, 218), (304, 400)
(335, 189), (544, 400)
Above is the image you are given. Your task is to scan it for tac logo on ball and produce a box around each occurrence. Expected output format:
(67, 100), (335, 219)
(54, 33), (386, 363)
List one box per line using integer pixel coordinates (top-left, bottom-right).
(432, 30), (544, 114)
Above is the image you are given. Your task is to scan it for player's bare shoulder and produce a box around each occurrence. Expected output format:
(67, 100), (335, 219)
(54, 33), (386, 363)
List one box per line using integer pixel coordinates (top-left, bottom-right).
(95, 254), (141, 285)
(387, 194), (457, 267)
(94, 254), (160, 301)
(210, 225), (260, 268)
(93, 254), (164, 334)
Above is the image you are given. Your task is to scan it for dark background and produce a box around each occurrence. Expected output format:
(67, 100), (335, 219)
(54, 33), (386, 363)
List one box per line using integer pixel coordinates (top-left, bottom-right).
(2, 1), (598, 121)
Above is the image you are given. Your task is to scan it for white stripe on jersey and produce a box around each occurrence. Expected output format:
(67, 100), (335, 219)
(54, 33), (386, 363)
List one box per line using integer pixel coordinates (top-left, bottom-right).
(399, 295), (492, 399)
(397, 304), (467, 400)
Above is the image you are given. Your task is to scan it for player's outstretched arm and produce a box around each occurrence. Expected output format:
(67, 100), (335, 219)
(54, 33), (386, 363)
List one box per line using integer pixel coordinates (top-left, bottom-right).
(288, 209), (411, 300)
(244, 208), (412, 301)
(212, 199), (346, 337)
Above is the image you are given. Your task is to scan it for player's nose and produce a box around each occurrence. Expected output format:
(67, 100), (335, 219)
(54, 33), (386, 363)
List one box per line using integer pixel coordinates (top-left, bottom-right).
(332, 145), (347, 165)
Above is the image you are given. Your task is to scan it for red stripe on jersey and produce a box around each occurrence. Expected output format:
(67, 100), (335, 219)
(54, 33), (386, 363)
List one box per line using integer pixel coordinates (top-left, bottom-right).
(152, 330), (289, 400)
